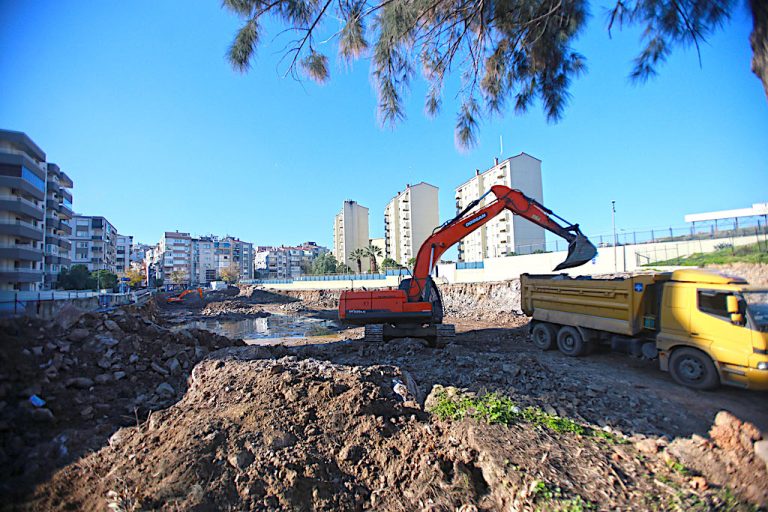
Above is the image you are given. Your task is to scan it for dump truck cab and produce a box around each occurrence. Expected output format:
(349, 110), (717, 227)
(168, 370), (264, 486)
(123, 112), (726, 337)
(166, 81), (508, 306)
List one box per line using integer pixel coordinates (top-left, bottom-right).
(656, 269), (768, 389)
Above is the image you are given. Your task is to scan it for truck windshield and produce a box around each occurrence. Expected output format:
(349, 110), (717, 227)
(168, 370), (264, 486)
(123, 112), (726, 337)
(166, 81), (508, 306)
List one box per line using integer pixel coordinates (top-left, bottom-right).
(743, 292), (768, 332)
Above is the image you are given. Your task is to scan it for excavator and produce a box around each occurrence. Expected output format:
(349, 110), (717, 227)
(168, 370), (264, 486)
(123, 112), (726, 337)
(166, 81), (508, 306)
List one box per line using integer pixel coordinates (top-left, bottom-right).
(338, 185), (598, 346)
(166, 288), (204, 303)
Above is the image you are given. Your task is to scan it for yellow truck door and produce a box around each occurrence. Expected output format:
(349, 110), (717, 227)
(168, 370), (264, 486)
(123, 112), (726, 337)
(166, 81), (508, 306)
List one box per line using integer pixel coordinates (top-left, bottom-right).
(690, 288), (753, 386)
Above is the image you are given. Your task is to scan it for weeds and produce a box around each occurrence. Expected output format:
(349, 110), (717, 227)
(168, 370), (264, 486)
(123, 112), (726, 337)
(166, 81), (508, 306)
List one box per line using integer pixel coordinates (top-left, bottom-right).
(532, 481), (595, 511)
(430, 391), (625, 442)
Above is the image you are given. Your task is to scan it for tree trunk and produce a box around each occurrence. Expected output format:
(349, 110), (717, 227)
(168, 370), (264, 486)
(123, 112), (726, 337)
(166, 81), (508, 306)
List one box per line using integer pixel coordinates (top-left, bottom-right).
(750, 0), (768, 100)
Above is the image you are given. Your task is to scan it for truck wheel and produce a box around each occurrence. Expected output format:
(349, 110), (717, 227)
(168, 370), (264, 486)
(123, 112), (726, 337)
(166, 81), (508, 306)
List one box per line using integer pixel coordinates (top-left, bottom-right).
(557, 326), (588, 357)
(669, 348), (720, 390)
(531, 323), (557, 351)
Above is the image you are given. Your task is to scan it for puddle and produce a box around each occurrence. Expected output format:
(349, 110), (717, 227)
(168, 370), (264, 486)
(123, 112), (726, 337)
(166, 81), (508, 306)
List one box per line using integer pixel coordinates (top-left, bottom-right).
(184, 314), (338, 345)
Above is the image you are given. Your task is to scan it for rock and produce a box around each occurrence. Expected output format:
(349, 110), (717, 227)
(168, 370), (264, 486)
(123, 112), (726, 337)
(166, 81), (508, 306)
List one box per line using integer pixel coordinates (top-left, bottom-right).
(755, 440), (768, 471)
(156, 382), (175, 396)
(129, 353), (139, 364)
(265, 429), (297, 451)
(689, 476), (708, 491)
(424, 384), (461, 412)
(113, 371), (127, 381)
(109, 428), (129, 448)
(80, 406), (94, 417)
(634, 438), (660, 455)
(151, 362), (170, 376)
(68, 328), (89, 342)
(95, 373), (112, 384)
(97, 357), (112, 369)
(96, 335), (119, 347)
(166, 357), (181, 375)
(227, 449), (254, 471)
(103, 319), (121, 332)
(65, 377), (94, 389)
(30, 408), (55, 422)
(31, 346), (44, 356)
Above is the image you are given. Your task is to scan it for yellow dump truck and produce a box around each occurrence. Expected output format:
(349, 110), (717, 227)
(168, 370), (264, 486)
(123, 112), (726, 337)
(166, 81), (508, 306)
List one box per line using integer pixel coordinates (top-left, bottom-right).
(520, 269), (768, 390)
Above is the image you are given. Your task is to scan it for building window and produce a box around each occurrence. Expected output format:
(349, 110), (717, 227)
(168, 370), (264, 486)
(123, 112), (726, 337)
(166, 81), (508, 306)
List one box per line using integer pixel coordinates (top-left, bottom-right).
(21, 166), (45, 191)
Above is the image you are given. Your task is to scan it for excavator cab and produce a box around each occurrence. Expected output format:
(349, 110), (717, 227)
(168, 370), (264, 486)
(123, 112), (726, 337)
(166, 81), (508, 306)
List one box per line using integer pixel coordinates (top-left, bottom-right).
(554, 231), (597, 271)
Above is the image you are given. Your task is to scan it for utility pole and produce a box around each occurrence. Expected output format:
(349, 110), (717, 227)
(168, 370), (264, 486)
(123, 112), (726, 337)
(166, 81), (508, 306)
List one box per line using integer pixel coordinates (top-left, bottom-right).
(612, 200), (617, 273)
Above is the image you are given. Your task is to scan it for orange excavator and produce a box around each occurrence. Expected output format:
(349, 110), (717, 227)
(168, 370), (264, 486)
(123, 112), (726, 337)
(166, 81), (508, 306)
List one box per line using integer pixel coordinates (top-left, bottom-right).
(167, 288), (203, 303)
(338, 185), (598, 346)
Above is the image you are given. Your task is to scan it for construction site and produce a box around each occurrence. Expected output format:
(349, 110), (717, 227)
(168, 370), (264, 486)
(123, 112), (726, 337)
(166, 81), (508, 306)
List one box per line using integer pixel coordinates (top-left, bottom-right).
(1, 188), (767, 510)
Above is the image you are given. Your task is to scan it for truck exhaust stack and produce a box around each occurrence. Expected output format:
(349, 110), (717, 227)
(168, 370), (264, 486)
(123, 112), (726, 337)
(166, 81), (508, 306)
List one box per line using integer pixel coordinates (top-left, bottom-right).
(554, 233), (598, 271)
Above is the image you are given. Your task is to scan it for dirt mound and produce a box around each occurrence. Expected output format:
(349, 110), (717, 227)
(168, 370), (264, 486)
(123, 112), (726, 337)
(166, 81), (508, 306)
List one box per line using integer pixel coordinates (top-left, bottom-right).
(440, 281), (523, 323)
(707, 263), (768, 286)
(0, 305), (244, 503)
(238, 286), (297, 304)
(23, 351), (752, 511)
(669, 411), (768, 505)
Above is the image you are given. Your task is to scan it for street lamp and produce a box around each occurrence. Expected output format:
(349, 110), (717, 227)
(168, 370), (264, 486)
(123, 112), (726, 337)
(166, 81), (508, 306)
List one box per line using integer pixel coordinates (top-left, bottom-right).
(611, 200), (617, 273)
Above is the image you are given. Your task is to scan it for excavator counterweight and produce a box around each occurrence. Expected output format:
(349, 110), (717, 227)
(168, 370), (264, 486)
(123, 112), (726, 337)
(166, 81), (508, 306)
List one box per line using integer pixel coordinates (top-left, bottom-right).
(339, 184), (597, 346)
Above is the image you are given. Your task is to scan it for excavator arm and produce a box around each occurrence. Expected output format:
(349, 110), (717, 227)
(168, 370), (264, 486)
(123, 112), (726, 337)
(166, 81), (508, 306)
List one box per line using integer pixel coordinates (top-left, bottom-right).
(406, 185), (597, 302)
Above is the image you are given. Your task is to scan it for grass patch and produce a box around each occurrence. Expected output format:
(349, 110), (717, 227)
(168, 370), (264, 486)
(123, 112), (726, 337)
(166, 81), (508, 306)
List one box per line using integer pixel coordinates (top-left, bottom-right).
(645, 242), (768, 266)
(532, 481), (595, 511)
(429, 391), (626, 442)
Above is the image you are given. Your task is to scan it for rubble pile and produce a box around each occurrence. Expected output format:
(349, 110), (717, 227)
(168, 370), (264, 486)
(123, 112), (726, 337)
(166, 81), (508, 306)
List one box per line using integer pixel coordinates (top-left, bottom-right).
(200, 300), (272, 319)
(707, 262), (768, 286)
(440, 280), (523, 322)
(23, 353), (727, 511)
(0, 305), (244, 502)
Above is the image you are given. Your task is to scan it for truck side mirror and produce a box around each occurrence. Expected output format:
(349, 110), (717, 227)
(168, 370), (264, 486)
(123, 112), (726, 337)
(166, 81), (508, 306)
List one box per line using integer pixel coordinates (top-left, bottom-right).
(726, 295), (739, 314)
(730, 313), (745, 326)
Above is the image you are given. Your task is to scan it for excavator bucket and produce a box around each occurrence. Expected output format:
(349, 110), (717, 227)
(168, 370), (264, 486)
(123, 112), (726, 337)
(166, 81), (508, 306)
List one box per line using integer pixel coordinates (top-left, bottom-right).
(554, 233), (598, 271)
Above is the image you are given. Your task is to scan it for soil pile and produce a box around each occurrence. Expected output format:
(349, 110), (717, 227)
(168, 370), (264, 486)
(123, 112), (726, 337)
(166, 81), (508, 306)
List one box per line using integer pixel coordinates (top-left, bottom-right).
(0, 304), (244, 503)
(201, 300), (272, 319)
(22, 351), (743, 511)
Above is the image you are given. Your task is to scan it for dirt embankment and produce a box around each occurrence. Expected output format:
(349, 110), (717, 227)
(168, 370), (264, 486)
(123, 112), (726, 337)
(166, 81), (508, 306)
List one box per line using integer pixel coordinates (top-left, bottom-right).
(22, 349), (765, 511)
(706, 263), (768, 286)
(0, 302), (244, 503)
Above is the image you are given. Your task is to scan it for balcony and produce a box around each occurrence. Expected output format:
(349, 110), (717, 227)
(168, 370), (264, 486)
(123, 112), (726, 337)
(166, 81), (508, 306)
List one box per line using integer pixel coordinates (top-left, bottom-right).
(0, 175), (45, 201)
(0, 245), (42, 261)
(0, 219), (44, 241)
(0, 196), (44, 221)
(0, 268), (42, 283)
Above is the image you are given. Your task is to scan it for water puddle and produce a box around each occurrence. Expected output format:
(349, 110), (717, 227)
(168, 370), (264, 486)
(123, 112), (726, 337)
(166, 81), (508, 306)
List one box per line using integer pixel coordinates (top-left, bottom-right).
(185, 314), (338, 345)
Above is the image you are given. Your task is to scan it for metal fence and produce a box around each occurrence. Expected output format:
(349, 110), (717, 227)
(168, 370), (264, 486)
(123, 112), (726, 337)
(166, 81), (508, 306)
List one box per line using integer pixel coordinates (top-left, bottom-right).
(241, 268), (412, 286)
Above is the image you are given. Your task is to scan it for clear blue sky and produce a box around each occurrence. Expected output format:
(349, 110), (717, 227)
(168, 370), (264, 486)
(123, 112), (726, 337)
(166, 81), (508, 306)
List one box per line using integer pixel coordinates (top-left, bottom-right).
(1, 1), (766, 251)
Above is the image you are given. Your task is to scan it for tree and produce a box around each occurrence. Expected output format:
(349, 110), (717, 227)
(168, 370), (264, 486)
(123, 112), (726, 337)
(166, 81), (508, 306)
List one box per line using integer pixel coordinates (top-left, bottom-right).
(311, 253), (340, 274)
(381, 257), (400, 269)
(350, 248), (367, 273)
(91, 270), (118, 290)
(406, 257), (417, 269)
(169, 270), (189, 286)
(219, 264), (241, 284)
(364, 244), (383, 272)
(337, 263), (354, 274)
(57, 264), (94, 290)
(125, 267), (145, 288)
(223, 0), (765, 149)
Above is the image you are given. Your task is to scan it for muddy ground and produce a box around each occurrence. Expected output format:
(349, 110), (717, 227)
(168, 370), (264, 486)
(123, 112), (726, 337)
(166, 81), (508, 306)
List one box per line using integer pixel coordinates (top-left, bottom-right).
(2, 268), (768, 510)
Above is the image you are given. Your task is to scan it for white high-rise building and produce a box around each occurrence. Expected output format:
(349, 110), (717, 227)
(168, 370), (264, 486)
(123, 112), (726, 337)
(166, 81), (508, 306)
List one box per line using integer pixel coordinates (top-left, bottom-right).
(384, 182), (439, 265)
(455, 153), (545, 262)
(333, 200), (369, 269)
(115, 234), (133, 274)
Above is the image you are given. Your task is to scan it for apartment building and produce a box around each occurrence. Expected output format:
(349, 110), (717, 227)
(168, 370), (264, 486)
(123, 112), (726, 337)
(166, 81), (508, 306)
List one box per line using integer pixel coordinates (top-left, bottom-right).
(214, 236), (253, 281)
(333, 200), (369, 269)
(254, 242), (329, 279)
(455, 153), (545, 261)
(70, 216), (119, 272)
(43, 163), (75, 288)
(384, 182), (439, 265)
(115, 234), (133, 274)
(190, 236), (216, 285)
(157, 231), (192, 285)
(0, 129), (76, 290)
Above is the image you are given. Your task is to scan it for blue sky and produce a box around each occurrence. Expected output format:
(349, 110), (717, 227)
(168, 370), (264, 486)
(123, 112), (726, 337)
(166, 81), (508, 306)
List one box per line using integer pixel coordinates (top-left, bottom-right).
(1, 1), (766, 251)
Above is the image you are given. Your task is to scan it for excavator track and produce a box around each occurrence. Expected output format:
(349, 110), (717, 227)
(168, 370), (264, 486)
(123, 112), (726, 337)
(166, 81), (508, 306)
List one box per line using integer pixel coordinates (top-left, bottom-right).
(364, 324), (384, 343)
(432, 324), (455, 348)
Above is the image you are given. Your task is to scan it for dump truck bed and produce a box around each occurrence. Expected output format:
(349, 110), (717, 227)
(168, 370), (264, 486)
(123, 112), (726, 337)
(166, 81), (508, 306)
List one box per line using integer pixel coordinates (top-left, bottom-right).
(520, 273), (667, 336)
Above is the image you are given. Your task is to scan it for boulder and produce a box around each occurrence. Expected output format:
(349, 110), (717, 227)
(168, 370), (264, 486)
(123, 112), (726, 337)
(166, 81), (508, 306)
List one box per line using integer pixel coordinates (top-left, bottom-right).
(68, 328), (89, 342)
(156, 382), (175, 396)
(65, 377), (94, 389)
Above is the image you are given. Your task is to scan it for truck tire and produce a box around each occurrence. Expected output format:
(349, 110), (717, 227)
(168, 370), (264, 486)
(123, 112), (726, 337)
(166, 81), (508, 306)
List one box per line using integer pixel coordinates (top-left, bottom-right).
(669, 348), (720, 390)
(557, 326), (588, 357)
(531, 323), (557, 351)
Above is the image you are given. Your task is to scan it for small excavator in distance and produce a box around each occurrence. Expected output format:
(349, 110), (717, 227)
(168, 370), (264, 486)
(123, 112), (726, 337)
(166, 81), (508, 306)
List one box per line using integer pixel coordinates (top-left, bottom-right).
(167, 288), (204, 303)
(338, 185), (598, 346)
